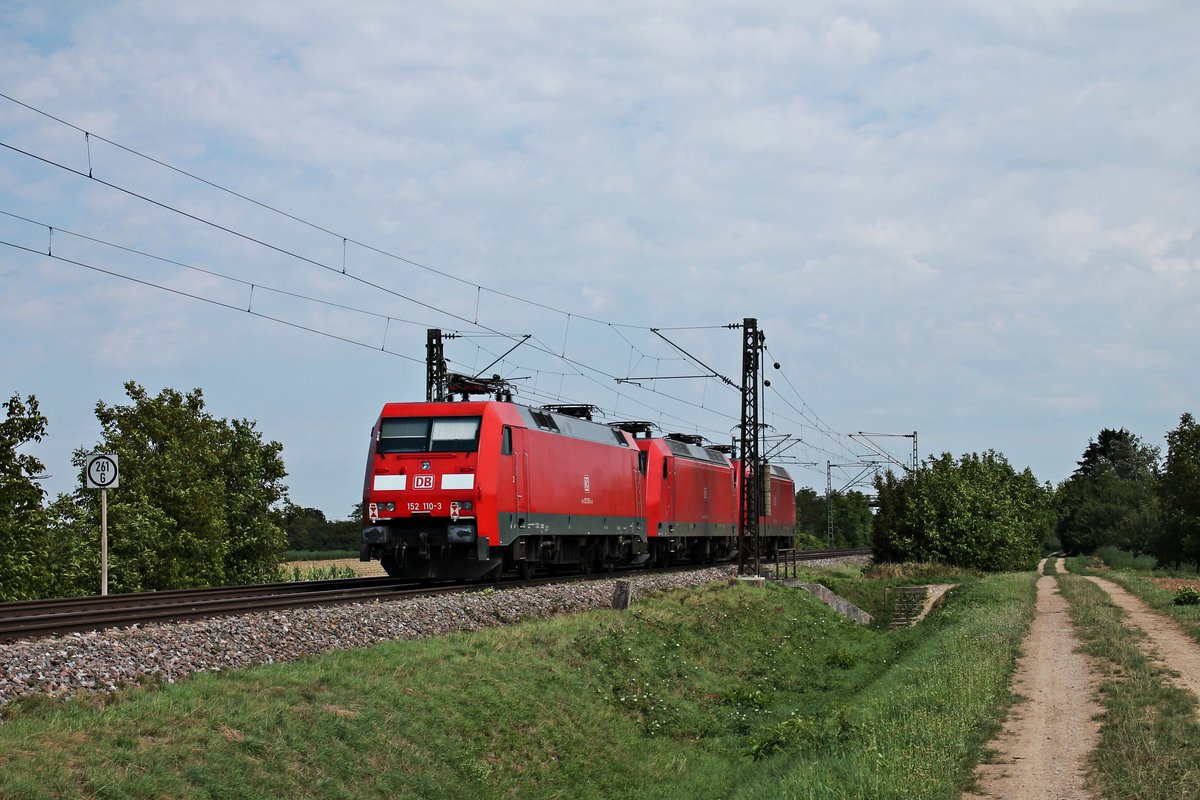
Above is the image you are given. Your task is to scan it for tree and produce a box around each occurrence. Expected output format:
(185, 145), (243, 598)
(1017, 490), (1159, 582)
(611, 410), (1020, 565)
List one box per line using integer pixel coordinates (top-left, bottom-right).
(1158, 413), (1200, 569)
(66, 382), (288, 592)
(279, 503), (360, 552)
(218, 417), (289, 583)
(795, 488), (872, 548)
(0, 393), (52, 601)
(872, 452), (1051, 572)
(1056, 428), (1161, 555)
(871, 469), (916, 564)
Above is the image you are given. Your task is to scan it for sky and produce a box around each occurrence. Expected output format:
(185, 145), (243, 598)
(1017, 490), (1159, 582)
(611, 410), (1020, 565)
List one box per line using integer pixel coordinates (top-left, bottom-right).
(2, 1), (1198, 519)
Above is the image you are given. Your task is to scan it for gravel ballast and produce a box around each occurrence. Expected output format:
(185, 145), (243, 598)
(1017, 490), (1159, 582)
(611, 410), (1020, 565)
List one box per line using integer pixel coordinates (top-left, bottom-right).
(0, 567), (741, 712)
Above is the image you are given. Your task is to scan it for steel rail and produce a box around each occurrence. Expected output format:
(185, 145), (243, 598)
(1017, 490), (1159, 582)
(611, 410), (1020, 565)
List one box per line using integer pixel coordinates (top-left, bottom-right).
(0, 578), (428, 642)
(0, 575), (407, 615)
(0, 548), (871, 642)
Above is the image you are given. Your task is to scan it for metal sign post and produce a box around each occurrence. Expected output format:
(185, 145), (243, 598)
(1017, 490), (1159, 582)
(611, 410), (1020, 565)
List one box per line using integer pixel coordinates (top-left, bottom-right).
(101, 488), (108, 596)
(85, 453), (119, 596)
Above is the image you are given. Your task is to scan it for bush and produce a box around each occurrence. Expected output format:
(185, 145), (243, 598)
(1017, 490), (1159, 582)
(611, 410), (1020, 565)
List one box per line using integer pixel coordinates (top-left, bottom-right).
(1174, 586), (1200, 606)
(871, 452), (1053, 572)
(1093, 545), (1157, 571)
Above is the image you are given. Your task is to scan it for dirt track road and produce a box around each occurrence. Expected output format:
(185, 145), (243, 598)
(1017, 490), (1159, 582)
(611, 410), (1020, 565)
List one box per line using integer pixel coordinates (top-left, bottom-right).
(1083, 575), (1200, 700)
(964, 566), (1103, 799)
(966, 559), (1200, 799)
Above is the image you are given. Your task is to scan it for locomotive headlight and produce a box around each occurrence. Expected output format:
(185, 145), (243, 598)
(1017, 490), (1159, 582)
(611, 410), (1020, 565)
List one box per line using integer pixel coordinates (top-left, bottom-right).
(461, 501), (473, 511)
(385, 502), (396, 512)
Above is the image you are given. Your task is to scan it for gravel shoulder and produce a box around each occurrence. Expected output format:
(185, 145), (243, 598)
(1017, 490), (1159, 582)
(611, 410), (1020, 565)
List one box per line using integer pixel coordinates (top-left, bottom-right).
(0, 567), (734, 713)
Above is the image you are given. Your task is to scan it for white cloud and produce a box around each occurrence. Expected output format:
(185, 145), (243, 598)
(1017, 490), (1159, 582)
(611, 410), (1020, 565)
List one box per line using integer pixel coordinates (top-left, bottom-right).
(1, 0), (1198, 511)
(820, 16), (882, 60)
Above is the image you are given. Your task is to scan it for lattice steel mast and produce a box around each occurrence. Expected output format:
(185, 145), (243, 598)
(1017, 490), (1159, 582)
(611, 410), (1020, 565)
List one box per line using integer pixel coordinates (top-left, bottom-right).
(737, 317), (764, 574)
(426, 328), (448, 401)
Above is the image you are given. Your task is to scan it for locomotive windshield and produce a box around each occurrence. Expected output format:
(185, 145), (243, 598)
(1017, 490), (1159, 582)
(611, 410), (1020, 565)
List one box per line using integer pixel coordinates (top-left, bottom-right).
(378, 416), (482, 454)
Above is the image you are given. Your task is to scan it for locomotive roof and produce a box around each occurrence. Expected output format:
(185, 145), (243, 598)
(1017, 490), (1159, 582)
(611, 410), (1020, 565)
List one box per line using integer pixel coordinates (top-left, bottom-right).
(376, 400), (632, 448)
(663, 437), (732, 466)
(515, 404), (632, 447)
(769, 464), (793, 480)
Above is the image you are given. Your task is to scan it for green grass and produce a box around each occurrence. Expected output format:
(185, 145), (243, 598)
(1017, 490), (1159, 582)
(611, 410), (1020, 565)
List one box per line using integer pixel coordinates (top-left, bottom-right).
(813, 561), (981, 629)
(0, 571), (1036, 799)
(728, 573), (1035, 799)
(1092, 546), (1158, 572)
(1057, 573), (1200, 799)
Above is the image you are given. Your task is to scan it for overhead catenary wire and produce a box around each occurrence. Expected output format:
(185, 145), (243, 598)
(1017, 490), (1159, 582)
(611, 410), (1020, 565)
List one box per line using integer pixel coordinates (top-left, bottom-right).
(4, 206), (735, 443)
(0, 91), (636, 330)
(0, 209), (445, 333)
(3, 132), (716, 431)
(764, 345), (862, 462)
(0, 238), (426, 364)
(1, 91), (875, 479)
(1, 118), (704, 404)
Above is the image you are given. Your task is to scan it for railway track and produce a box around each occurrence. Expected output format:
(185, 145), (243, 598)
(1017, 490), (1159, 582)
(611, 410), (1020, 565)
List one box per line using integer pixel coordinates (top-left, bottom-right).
(0, 547), (872, 642)
(0, 575), (433, 642)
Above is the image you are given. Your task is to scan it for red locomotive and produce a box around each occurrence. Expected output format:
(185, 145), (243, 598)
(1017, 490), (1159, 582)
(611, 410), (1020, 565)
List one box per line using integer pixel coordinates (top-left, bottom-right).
(360, 399), (796, 580)
(624, 427), (739, 566)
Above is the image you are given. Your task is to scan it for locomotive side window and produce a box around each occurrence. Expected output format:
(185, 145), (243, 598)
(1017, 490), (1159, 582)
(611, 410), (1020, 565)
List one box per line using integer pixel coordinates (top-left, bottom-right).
(501, 426), (513, 455)
(377, 416), (482, 453)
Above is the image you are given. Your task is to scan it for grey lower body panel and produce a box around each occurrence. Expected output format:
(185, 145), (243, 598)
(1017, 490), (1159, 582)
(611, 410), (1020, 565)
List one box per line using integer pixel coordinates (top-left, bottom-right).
(495, 512), (645, 546)
(653, 521), (738, 537)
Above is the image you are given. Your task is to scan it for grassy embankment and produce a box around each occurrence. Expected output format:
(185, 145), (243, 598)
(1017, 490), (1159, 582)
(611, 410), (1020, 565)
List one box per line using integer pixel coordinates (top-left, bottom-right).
(0, 565), (1034, 800)
(1057, 568), (1200, 800)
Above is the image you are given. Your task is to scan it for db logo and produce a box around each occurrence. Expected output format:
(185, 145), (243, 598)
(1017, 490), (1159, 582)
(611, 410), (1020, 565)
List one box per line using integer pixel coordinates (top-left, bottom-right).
(413, 474), (435, 490)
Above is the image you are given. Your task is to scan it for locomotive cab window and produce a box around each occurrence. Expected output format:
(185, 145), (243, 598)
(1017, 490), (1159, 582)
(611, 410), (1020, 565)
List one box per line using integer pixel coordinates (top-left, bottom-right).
(378, 416), (482, 454)
(377, 418), (428, 453)
(501, 426), (513, 456)
(430, 418), (481, 452)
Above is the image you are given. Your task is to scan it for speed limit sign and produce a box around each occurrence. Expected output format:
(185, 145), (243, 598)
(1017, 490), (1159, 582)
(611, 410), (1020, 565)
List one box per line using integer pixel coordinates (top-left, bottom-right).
(86, 453), (119, 489)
